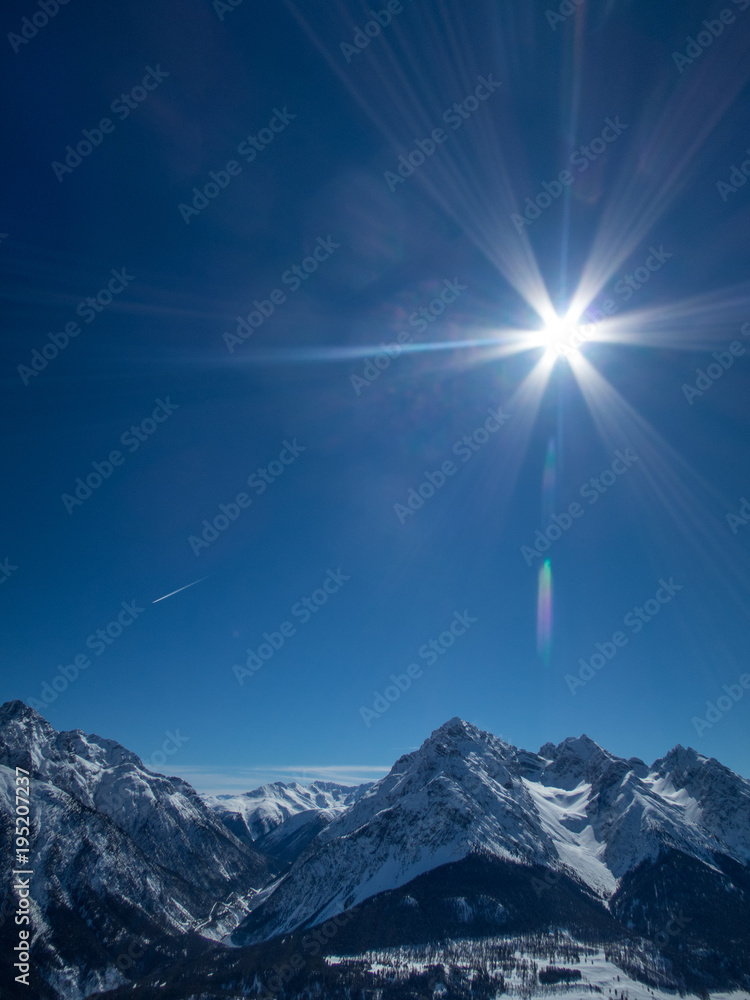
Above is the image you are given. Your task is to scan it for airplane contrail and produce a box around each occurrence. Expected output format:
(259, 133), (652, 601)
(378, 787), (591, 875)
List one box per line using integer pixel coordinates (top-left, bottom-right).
(152, 576), (211, 604)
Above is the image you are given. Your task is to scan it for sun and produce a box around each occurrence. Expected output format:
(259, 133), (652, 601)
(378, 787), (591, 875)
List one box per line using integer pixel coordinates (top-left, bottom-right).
(533, 308), (598, 361)
(535, 316), (579, 360)
(541, 319), (572, 350)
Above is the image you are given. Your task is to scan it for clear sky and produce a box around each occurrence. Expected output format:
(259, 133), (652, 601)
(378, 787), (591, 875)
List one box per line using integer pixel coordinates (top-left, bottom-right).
(2, 0), (750, 793)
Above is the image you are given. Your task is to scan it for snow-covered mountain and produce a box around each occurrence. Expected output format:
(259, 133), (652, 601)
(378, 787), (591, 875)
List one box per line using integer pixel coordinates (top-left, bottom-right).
(233, 718), (750, 949)
(0, 701), (273, 1000)
(204, 780), (372, 862)
(2, 703), (748, 999)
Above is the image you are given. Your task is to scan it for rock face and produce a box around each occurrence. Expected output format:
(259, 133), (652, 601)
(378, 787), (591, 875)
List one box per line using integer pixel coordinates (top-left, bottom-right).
(0, 701), (273, 1000)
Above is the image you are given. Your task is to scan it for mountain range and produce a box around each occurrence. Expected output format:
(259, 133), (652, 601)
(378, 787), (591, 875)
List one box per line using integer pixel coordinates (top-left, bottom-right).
(204, 779), (372, 863)
(1, 701), (748, 1000)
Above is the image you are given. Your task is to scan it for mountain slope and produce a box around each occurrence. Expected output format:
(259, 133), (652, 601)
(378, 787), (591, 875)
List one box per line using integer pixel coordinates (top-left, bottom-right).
(205, 780), (372, 862)
(0, 701), (274, 1000)
(232, 718), (750, 948)
(2, 704), (748, 999)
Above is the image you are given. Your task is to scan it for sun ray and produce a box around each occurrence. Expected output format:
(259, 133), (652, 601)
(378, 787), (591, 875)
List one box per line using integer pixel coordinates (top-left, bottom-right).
(567, 353), (750, 619)
(284, 0), (556, 317)
(568, 32), (750, 314)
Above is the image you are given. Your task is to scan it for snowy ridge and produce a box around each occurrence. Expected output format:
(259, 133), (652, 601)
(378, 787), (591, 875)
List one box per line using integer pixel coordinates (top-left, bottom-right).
(205, 780), (372, 840)
(0, 701), (273, 1000)
(204, 779), (374, 863)
(0, 700), (270, 894)
(233, 717), (750, 944)
(2, 702), (749, 998)
(205, 780), (372, 835)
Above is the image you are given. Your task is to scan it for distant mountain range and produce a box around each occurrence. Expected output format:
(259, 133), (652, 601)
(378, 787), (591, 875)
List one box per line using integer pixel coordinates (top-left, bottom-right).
(1, 702), (748, 1000)
(204, 779), (372, 863)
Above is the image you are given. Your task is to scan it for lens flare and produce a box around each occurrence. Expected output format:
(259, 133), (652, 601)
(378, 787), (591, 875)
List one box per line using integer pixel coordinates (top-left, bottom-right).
(537, 558), (553, 666)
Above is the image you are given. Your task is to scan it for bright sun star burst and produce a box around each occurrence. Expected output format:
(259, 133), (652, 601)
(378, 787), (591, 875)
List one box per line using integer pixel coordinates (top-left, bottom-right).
(536, 315), (580, 360)
(534, 307), (595, 362)
(541, 318), (571, 351)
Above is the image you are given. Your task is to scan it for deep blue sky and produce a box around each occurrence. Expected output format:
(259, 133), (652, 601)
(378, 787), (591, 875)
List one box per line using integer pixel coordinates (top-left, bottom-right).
(2, 0), (750, 791)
